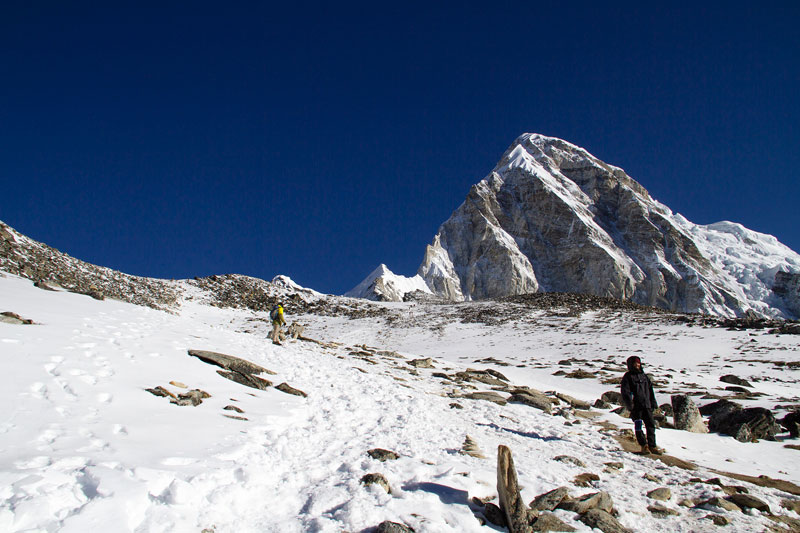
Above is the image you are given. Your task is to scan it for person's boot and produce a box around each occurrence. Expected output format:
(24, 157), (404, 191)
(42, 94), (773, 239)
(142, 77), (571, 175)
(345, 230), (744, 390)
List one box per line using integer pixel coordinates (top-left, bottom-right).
(649, 445), (664, 455)
(641, 444), (651, 454)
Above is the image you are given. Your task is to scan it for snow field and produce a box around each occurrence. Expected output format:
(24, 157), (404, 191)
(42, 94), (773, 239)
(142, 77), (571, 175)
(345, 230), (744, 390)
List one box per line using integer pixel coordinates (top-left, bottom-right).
(2, 274), (799, 531)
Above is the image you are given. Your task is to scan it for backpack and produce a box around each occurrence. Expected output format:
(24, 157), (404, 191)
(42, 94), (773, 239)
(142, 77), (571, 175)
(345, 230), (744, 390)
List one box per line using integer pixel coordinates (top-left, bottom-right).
(270, 305), (281, 321)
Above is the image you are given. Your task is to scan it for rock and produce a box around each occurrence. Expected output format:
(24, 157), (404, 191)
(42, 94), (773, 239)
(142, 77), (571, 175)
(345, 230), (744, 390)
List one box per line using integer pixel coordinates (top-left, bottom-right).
(720, 374), (753, 388)
(553, 455), (586, 468)
(497, 445), (536, 533)
(145, 386), (176, 399)
(276, 382), (307, 397)
(647, 488), (672, 501)
(464, 391), (508, 405)
(555, 392), (591, 410)
(781, 498), (800, 514)
(530, 487), (570, 511)
(0, 311), (33, 324)
(509, 391), (553, 413)
(408, 358), (435, 368)
(456, 369), (508, 386)
(705, 514), (730, 526)
(375, 520), (414, 533)
(368, 448), (399, 462)
(780, 411), (800, 438)
(188, 349), (277, 376)
(727, 493), (770, 513)
(530, 512), (576, 532)
(223, 405), (244, 413)
(482, 502), (507, 527)
(572, 473), (599, 487)
(594, 399), (612, 409)
(697, 497), (742, 512)
(361, 473), (391, 493)
(34, 280), (61, 291)
(601, 391), (623, 405)
(659, 403), (674, 417)
(217, 370), (273, 391)
(772, 271), (800, 317)
(700, 398), (742, 418)
(460, 435), (487, 459)
(558, 491), (613, 514)
(643, 473), (661, 483)
(603, 462), (624, 472)
(577, 509), (631, 533)
(647, 504), (678, 517)
(671, 395), (708, 433)
(564, 369), (596, 379)
(286, 322), (305, 339)
(169, 381), (188, 388)
(172, 389), (210, 406)
(710, 406), (781, 442)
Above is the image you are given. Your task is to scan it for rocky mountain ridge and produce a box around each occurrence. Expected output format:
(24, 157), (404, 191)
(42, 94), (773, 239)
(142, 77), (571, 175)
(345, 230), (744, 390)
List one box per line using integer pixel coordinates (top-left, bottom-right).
(352, 134), (800, 319)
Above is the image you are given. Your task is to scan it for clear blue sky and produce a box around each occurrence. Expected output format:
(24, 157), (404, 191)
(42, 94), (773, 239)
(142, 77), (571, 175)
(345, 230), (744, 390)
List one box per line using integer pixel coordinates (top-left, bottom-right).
(2, 2), (798, 295)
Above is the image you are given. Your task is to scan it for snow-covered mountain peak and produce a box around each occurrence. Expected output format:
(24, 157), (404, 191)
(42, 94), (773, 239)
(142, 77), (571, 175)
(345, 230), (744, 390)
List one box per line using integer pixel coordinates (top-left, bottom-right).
(350, 134), (800, 318)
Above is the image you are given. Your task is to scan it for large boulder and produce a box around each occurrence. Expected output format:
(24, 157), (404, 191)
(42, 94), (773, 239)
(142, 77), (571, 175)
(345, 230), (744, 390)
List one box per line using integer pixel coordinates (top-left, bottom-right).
(497, 445), (536, 532)
(709, 407), (781, 442)
(780, 411), (800, 438)
(671, 395), (708, 433)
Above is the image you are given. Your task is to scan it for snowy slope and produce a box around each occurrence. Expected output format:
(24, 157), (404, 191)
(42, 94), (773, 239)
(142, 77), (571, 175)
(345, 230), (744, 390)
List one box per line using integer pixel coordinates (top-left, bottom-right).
(2, 272), (799, 532)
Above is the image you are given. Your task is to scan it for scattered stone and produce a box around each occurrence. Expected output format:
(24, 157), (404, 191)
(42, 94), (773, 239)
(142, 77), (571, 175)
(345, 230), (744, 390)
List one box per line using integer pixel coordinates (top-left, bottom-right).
(169, 381), (188, 389)
(530, 487), (570, 511)
(705, 514), (730, 526)
(671, 395), (708, 433)
(464, 391), (507, 405)
(531, 512), (576, 532)
(573, 473), (599, 487)
(408, 358), (434, 368)
(726, 493), (770, 513)
(449, 403), (464, 409)
(0, 311), (33, 324)
(368, 448), (399, 462)
(555, 392), (591, 410)
(578, 509), (631, 533)
(509, 391), (553, 413)
(699, 398), (742, 418)
(564, 369), (596, 379)
(647, 488), (672, 501)
(720, 374), (753, 388)
(659, 403), (674, 417)
(497, 445), (537, 532)
(172, 389), (211, 406)
(697, 497), (741, 512)
(558, 491), (613, 514)
(594, 399), (612, 409)
(600, 391), (623, 405)
(223, 405), (244, 413)
(482, 502), (506, 527)
(145, 386), (176, 399)
(643, 473), (661, 483)
(375, 520), (414, 533)
(553, 455), (586, 468)
(460, 435), (487, 459)
(276, 382), (307, 397)
(222, 414), (248, 421)
(647, 503), (679, 518)
(361, 473), (391, 493)
(34, 280), (61, 291)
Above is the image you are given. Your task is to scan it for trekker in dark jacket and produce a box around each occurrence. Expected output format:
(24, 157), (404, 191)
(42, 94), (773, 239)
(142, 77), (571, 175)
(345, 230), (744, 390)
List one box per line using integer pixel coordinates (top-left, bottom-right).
(620, 356), (664, 454)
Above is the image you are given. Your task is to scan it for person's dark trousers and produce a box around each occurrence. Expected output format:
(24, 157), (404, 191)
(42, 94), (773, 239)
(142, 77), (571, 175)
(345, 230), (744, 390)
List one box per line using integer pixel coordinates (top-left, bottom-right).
(631, 407), (657, 447)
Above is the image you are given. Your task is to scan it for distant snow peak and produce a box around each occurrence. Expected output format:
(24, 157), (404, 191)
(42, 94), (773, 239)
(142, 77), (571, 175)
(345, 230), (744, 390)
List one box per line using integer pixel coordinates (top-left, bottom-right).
(345, 264), (431, 302)
(349, 133), (800, 318)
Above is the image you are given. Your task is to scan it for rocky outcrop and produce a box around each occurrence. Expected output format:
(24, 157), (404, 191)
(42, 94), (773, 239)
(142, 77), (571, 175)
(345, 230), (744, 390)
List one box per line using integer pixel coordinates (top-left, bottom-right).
(773, 271), (800, 317)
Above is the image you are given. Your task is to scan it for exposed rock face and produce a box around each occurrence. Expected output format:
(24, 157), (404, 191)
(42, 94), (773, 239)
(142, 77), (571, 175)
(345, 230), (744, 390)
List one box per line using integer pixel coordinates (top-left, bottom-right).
(773, 271), (800, 317)
(350, 135), (800, 318)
